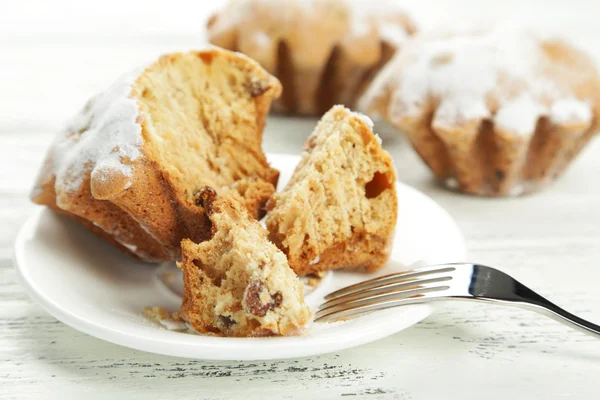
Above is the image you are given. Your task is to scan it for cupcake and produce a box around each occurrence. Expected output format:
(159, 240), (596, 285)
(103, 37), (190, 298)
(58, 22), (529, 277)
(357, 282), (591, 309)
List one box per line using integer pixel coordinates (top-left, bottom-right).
(361, 26), (600, 196)
(207, 0), (417, 116)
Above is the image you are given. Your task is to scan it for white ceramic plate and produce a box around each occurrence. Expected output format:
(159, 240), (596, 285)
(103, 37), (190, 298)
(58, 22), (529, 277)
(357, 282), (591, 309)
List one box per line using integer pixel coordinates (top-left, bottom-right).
(14, 153), (466, 360)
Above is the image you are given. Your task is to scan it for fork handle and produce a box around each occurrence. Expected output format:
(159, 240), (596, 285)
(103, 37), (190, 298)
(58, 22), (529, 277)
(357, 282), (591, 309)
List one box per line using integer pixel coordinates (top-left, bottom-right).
(471, 265), (600, 338)
(513, 285), (600, 337)
(520, 301), (600, 338)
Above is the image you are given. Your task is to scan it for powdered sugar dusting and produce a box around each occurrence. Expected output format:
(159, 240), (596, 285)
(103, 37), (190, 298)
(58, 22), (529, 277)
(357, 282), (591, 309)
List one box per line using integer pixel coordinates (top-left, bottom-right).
(550, 98), (593, 125)
(379, 22), (409, 46)
(363, 26), (594, 135)
(344, 0), (411, 41)
(252, 31), (271, 48)
(433, 96), (490, 129)
(210, 0), (413, 47)
(494, 94), (544, 136)
(47, 69), (143, 199)
(351, 110), (374, 129)
(349, 108), (382, 144)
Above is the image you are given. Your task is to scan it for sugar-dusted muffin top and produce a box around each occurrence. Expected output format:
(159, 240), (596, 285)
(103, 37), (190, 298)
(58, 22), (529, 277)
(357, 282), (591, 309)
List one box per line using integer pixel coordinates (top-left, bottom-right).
(208, 0), (417, 115)
(361, 26), (600, 196)
(209, 0), (417, 67)
(361, 25), (600, 137)
(266, 105), (398, 276)
(179, 188), (311, 337)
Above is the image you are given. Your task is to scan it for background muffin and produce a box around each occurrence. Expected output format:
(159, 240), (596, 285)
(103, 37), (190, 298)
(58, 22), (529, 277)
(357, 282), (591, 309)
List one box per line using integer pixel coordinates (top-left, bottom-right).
(361, 26), (600, 196)
(208, 0), (417, 116)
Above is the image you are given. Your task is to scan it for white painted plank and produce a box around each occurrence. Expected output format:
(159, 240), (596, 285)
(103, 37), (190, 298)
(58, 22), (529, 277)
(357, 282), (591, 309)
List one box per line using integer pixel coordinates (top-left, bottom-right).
(3, 0), (600, 399)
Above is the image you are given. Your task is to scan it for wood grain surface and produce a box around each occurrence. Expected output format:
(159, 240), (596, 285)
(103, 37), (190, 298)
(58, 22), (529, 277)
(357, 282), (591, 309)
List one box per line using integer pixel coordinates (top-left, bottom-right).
(1, 1), (600, 399)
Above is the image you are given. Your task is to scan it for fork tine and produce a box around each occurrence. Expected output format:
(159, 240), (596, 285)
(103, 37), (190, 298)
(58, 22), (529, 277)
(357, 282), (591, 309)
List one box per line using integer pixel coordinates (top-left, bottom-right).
(320, 274), (453, 310)
(314, 289), (447, 323)
(315, 282), (450, 321)
(324, 265), (456, 300)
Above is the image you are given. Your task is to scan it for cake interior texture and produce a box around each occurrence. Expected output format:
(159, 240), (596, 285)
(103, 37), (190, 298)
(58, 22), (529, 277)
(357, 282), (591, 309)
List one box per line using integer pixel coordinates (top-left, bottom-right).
(134, 52), (280, 215)
(266, 105), (398, 276)
(179, 188), (311, 337)
(31, 49), (281, 262)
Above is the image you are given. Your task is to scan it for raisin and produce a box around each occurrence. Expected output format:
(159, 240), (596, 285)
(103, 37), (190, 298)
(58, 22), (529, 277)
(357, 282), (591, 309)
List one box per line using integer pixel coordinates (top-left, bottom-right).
(245, 281), (270, 317)
(245, 282), (285, 317)
(305, 135), (317, 150)
(246, 79), (271, 97)
(194, 186), (217, 212)
(217, 315), (236, 330)
(271, 292), (283, 309)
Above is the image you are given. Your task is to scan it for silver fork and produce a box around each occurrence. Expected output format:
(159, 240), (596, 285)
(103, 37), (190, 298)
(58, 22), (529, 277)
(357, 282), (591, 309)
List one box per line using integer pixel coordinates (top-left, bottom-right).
(315, 263), (600, 337)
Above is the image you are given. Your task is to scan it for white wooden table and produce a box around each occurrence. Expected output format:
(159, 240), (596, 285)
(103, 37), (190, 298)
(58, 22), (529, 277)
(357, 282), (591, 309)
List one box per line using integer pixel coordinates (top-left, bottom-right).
(2, 1), (600, 398)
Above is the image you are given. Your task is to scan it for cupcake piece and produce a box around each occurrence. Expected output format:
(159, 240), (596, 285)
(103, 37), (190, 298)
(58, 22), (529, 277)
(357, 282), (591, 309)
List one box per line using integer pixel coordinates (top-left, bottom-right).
(31, 49), (281, 262)
(361, 26), (600, 196)
(179, 188), (311, 337)
(207, 0), (417, 116)
(266, 106), (398, 276)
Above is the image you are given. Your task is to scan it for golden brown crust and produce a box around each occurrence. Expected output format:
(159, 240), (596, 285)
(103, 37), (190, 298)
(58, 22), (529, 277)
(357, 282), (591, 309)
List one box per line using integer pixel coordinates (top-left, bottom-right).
(31, 48), (281, 261)
(33, 177), (173, 261)
(400, 108), (599, 196)
(179, 239), (208, 333)
(207, 0), (416, 115)
(287, 231), (391, 276)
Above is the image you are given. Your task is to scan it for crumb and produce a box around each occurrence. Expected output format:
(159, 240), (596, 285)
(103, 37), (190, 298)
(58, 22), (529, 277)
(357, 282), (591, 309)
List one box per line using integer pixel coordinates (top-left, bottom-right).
(314, 270), (327, 278)
(143, 306), (189, 331)
(306, 277), (321, 287)
(144, 306), (170, 322)
(305, 270), (327, 287)
(171, 311), (184, 322)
